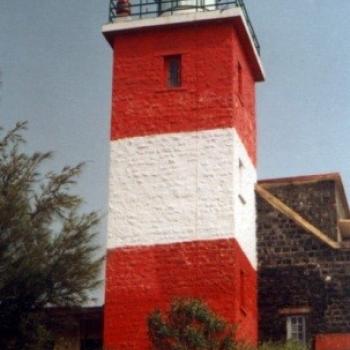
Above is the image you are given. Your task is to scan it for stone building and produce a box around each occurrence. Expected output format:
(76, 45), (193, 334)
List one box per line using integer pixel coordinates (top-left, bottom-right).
(50, 307), (103, 350)
(257, 173), (350, 350)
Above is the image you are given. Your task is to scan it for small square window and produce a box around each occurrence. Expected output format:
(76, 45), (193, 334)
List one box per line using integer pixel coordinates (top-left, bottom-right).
(165, 55), (181, 88)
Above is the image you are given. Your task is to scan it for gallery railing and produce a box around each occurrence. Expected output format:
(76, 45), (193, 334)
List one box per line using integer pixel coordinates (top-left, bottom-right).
(108, 0), (260, 55)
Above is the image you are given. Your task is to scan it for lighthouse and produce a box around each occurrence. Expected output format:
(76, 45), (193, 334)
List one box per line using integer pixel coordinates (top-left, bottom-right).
(102, 0), (265, 348)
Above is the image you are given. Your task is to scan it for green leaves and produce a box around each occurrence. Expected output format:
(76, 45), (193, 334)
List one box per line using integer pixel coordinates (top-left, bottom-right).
(148, 298), (237, 350)
(258, 342), (307, 350)
(0, 123), (103, 348)
(148, 300), (308, 350)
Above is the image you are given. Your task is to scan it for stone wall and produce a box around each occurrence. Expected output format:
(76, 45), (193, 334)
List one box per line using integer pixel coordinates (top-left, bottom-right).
(268, 181), (338, 241)
(257, 182), (350, 345)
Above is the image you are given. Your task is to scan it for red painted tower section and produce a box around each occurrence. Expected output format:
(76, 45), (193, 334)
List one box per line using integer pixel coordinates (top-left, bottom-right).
(103, 6), (264, 350)
(315, 334), (350, 350)
(105, 240), (257, 347)
(110, 22), (258, 163)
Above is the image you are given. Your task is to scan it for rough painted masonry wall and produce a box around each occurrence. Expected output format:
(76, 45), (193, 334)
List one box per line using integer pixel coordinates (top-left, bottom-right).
(104, 239), (257, 350)
(107, 129), (257, 267)
(106, 130), (257, 349)
(110, 21), (257, 164)
(105, 19), (259, 350)
(315, 333), (350, 350)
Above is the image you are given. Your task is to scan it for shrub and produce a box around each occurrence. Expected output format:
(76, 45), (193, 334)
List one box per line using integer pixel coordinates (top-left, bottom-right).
(259, 341), (307, 350)
(148, 298), (238, 350)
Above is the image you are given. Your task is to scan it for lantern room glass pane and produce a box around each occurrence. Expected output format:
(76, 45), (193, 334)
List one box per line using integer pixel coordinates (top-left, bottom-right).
(158, 0), (217, 13)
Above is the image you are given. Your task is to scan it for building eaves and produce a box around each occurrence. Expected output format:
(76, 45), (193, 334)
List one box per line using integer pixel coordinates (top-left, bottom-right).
(256, 184), (341, 250)
(259, 172), (340, 187)
(258, 172), (350, 217)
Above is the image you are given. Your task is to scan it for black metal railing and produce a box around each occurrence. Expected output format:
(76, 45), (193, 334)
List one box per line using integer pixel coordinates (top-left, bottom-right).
(108, 0), (260, 55)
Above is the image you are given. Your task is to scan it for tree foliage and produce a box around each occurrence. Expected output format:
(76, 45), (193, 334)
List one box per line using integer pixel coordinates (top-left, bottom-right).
(148, 298), (238, 350)
(258, 342), (307, 350)
(148, 299), (308, 350)
(0, 122), (102, 349)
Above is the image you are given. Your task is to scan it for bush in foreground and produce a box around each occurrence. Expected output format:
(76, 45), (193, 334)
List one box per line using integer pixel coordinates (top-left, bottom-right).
(148, 298), (307, 350)
(148, 298), (238, 350)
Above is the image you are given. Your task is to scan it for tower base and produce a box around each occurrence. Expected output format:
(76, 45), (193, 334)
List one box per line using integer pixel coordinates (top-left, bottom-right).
(104, 238), (257, 350)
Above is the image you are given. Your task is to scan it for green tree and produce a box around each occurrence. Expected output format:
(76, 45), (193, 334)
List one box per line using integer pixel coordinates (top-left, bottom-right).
(148, 298), (238, 350)
(0, 122), (103, 349)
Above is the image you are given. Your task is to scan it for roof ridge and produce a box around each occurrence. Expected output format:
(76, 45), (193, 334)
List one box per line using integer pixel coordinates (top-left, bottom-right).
(258, 172), (340, 186)
(256, 184), (340, 250)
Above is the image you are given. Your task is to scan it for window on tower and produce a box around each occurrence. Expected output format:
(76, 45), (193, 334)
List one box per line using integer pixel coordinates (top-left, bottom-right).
(240, 269), (246, 313)
(165, 55), (182, 88)
(237, 61), (243, 96)
(238, 158), (246, 204)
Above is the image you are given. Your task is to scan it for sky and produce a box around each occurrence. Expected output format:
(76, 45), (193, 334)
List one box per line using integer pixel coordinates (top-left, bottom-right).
(1, 0), (350, 304)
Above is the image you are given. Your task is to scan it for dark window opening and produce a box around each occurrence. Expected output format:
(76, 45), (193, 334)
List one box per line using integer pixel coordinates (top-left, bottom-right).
(237, 61), (243, 95)
(240, 269), (246, 311)
(165, 55), (182, 88)
(80, 339), (102, 350)
(238, 158), (246, 204)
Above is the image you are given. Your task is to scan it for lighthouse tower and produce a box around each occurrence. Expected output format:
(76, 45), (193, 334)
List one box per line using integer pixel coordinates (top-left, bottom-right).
(102, 1), (264, 348)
